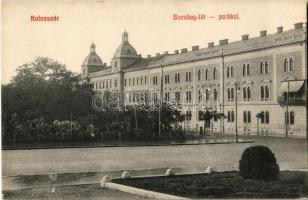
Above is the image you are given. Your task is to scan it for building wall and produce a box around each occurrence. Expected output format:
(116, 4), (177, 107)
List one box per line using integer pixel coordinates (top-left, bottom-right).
(86, 25), (307, 138)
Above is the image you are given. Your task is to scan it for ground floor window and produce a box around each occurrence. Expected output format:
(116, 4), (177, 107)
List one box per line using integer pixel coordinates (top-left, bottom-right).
(243, 111), (251, 123)
(227, 111), (234, 122)
(260, 111), (269, 124)
(285, 111), (295, 125)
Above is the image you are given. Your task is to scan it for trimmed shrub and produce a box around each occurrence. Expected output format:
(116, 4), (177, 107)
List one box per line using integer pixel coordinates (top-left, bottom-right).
(239, 145), (279, 180)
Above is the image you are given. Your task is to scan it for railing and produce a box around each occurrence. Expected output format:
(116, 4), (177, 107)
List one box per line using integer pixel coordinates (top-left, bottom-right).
(277, 96), (306, 105)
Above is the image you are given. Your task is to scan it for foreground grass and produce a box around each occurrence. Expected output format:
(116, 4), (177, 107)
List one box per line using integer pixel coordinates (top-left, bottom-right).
(3, 184), (154, 200)
(114, 171), (308, 199)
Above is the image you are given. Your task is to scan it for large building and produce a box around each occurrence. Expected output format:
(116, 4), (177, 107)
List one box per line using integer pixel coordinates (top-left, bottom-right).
(80, 23), (307, 138)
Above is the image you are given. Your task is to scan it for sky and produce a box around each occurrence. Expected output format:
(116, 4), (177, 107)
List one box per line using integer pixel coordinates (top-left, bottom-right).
(1, 0), (306, 84)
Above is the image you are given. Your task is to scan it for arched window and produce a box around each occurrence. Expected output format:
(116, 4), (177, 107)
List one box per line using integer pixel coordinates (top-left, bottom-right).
(214, 89), (218, 101)
(227, 88), (231, 101)
(243, 87), (247, 101)
(265, 61), (269, 74)
(226, 67), (229, 78)
(265, 111), (269, 124)
(243, 64), (246, 76)
(205, 69), (209, 80)
(289, 58), (294, 71)
(284, 59), (288, 72)
(290, 111), (295, 125)
(231, 88), (234, 101)
(213, 68), (217, 79)
(247, 111), (251, 123)
(260, 62), (264, 74)
(243, 111), (247, 123)
(247, 87), (251, 100)
(198, 70), (201, 81)
(247, 64), (250, 75)
(198, 89), (202, 102)
(231, 66), (234, 77)
(261, 86), (264, 99)
(265, 86), (269, 99)
(206, 89), (209, 101)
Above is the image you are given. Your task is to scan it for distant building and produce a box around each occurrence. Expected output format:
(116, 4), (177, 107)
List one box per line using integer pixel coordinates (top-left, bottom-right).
(80, 23), (307, 137)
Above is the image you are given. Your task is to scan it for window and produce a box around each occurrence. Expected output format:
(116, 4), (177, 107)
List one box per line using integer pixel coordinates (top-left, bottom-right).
(102, 81), (105, 88)
(205, 69), (209, 80)
(133, 78), (135, 86)
(140, 76), (143, 84)
(165, 92), (170, 101)
(129, 78), (131, 86)
(165, 74), (170, 84)
(214, 89), (218, 101)
(227, 88), (235, 102)
(185, 72), (191, 82)
(247, 87), (251, 101)
(260, 111), (270, 124)
(243, 64), (250, 76)
(265, 61), (269, 74)
(175, 73), (180, 83)
(243, 87), (251, 101)
(284, 59), (289, 72)
(228, 111), (235, 122)
(261, 86), (270, 101)
(137, 77), (139, 85)
(175, 92), (180, 103)
(186, 111), (192, 121)
(198, 70), (201, 81)
(231, 66), (234, 77)
(114, 79), (118, 87)
(285, 111), (295, 125)
(243, 111), (251, 123)
(144, 76), (147, 84)
(289, 58), (294, 71)
(124, 79), (127, 87)
(213, 68), (217, 79)
(153, 76), (158, 85)
(205, 89), (209, 101)
(198, 89), (202, 103)
(227, 67), (230, 78)
(186, 91), (192, 103)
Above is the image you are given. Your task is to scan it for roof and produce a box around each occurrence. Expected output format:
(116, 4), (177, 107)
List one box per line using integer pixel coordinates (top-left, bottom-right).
(123, 54), (169, 72)
(83, 51), (103, 66)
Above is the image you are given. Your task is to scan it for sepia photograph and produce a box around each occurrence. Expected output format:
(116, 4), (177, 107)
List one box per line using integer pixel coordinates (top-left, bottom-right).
(1, 0), (307, 199)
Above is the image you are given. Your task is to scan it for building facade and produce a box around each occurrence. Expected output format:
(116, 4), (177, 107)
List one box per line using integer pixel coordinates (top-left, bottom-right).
(80, 23), (307, 138)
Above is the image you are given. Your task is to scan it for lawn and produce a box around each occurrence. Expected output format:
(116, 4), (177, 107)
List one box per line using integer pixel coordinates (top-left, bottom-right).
(3, 184), (154, 200)
(113, 171), (308, 199)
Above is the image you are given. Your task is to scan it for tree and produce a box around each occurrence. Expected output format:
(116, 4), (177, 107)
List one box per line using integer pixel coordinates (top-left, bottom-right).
(239, 145), (280, 180)
(2, 57), (94, 144)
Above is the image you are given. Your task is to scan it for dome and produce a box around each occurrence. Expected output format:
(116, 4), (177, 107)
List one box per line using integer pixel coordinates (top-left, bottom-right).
(113, 31), (138, 58)
(83, 43), (103, 66)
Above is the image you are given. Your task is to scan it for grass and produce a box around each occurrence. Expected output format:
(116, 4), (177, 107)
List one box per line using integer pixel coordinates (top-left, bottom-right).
(113, 171), (308, 199)
(3, 184), (154, 200)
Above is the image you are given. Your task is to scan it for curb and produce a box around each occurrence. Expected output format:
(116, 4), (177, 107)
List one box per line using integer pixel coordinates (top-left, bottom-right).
(103, 182), (190, 200)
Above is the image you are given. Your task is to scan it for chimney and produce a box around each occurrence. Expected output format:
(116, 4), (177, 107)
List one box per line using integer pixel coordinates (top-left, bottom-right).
(208, 42), (214, 47)
(294, 22), (303, 29)
(219, 39), (228, 45)
(241, 34), (249, 40)
(181, 48), (187, 53)
(277, 26), (283, 33)
(260, 30), (267, 37)
(192, 45), (199, 51)
(164, 51), (168, 54)
(174, 50), (179, 54)
(147, 55), (151, 58)
(155, 53), (160, 57)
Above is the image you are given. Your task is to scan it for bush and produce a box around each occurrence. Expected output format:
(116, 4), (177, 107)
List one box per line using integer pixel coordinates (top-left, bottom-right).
(239, 145), (279, 180)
